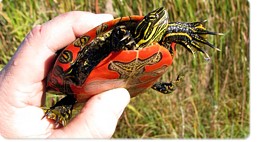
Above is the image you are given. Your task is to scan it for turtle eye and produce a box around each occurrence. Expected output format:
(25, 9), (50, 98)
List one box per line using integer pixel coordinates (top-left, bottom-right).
(144, 15), (150, 21)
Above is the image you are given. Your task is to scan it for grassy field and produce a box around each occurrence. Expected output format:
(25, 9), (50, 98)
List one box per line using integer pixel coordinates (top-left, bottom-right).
(0, 0), (249, 139)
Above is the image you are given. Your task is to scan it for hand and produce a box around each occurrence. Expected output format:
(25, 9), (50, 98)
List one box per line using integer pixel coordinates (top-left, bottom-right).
(0, 12), (130, 138)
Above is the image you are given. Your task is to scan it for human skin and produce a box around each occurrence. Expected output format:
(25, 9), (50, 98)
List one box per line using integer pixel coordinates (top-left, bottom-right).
(0, 11), (130, 138)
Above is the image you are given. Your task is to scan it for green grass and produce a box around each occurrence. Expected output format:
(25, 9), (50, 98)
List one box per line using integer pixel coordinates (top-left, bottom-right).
(0, 0), (249, 138)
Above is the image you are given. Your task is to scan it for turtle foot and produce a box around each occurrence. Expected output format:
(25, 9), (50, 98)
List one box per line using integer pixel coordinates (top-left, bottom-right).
(152, 67), (190, 94)
(42, 95), (76, 127)
(42, 106), (72, 127)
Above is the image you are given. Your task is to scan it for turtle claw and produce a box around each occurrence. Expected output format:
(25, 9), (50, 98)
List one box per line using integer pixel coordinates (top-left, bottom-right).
(42, 95), (76, 127)
(152, 67), (190, 94)
(42, 106), (72, 127)
(164, 21), (222, 60)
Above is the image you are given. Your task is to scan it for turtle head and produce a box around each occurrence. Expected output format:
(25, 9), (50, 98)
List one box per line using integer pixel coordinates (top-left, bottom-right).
(135, 7), (169, 48)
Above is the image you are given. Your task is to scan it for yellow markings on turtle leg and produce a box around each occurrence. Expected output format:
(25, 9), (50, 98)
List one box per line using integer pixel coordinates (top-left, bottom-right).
(58, 50), (73, 64)
(152, 66), (189, 94)
(151, 82), (176, 94)
(73, 36), (90, 48)
(164, 32), (192, 40)
(163, 32), (211, 60)
(163, 32), (194, 53)
(96, 23), (109, 36)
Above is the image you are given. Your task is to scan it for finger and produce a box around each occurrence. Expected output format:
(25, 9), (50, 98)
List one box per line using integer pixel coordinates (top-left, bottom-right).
(39, 12), (114, 52)
(0, 106), (54, 138)
(5, 12), (113, 84)
(49, 88), (130, 138)
(1, 12), (113, 107)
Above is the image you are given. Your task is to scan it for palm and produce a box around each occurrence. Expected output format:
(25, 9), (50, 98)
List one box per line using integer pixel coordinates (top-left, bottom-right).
(0, 12), (129, 138)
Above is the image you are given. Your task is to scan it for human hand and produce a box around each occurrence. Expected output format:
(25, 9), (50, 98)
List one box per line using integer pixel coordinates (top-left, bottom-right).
(0, 12), (130, 138)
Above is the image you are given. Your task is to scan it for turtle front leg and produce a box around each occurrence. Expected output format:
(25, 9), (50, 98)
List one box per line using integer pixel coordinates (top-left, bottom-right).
(110, 25), (138, 50)
(162, 20), (222, 60)
(42, 95), (77, 127)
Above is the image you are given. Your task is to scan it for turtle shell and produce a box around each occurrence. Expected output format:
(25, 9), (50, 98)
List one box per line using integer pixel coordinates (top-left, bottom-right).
(72, 43), (175, 101)
(47, 15), (175, 102)
(44, 7), (220, 126)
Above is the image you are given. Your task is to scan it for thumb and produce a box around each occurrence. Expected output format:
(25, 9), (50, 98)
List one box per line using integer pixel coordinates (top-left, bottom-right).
(49, 88), (130, 138)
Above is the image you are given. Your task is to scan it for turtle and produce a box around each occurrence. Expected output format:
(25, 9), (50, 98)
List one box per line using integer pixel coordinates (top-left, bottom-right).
(43, 7), (221, 126)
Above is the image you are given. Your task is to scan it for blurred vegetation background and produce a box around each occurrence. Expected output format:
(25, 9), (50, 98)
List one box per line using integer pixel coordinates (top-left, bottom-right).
(0, 0), (249, 139)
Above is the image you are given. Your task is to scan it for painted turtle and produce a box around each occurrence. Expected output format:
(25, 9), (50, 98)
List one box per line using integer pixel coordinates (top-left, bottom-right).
(43, 7), (220, 126)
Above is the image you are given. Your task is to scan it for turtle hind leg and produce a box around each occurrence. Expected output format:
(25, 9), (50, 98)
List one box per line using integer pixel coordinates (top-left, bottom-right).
(152, 67), (189, 94)
(152, 82), (176, 94)
(42, 95), (77, 127)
